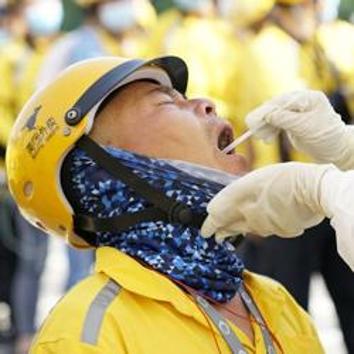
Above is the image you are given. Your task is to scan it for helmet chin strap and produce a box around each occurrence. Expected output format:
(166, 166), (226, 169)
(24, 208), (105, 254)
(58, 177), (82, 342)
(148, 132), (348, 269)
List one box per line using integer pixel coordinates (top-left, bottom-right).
(71, 135), (206, 246)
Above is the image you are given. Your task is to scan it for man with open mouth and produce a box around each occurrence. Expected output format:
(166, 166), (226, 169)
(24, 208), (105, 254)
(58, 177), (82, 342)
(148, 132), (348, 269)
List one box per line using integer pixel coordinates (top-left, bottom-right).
(6, 56), (323, 353)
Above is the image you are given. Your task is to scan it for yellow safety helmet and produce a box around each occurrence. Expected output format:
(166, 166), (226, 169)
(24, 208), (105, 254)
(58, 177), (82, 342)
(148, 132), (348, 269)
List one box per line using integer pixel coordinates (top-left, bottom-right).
(6, 56), (188, 248)
(224, 0), (276, 27)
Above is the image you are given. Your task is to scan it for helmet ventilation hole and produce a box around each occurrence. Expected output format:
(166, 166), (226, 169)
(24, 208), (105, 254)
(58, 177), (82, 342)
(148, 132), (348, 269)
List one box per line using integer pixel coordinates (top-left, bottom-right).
(63, 127), (72, 136)
(23, 181), (33, 198)
(36, 221), (47, 231)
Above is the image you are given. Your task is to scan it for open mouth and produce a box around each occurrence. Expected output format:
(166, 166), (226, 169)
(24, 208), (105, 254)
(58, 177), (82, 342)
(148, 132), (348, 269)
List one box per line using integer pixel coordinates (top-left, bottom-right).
(217, 125), (234, 154)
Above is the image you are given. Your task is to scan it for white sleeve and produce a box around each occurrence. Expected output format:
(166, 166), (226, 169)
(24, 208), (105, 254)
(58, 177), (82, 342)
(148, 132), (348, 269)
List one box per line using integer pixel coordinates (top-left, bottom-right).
(335, 125), (354, 171)
(321, 169), (354, 270)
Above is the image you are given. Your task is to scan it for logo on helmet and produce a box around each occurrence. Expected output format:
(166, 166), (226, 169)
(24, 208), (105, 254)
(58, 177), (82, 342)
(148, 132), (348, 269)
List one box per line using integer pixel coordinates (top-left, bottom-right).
(23, 106), (59, 159)
(23, 106), (42, 131)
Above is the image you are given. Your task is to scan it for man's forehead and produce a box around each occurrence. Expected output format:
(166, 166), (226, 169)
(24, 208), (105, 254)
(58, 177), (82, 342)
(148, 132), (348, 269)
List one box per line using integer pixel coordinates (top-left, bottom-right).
(126, 80), (179, 97)
(113, 80), (168, 100)
(99, 80), (161, 111)
(97, 81), (174, 116)
(146, 83), (187, 99)
(106, 80), (181, 107)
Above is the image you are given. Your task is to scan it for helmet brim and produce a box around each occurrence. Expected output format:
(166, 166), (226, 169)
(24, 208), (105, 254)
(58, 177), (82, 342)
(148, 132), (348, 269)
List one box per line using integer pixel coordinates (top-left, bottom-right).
(64, 56), (188, 127)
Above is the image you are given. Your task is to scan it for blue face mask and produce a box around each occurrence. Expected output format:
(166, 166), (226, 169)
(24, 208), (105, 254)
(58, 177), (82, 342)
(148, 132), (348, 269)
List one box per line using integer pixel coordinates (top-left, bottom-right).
(173, 0), (211, 12)
(65, 146), (244, 303)
(98, 1), (136, 34)
(24, 0), (63, 37)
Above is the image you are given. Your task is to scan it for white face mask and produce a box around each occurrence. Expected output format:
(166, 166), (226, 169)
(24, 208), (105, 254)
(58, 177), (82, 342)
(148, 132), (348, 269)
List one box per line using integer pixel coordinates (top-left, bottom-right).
(0, 28), (9, 45)
(173, 0), (211, 13)
(98, 1), (137, 34)
(24, 0), (63, 37)
(217, 0), (233, 18)
(319, 0), (340, 22)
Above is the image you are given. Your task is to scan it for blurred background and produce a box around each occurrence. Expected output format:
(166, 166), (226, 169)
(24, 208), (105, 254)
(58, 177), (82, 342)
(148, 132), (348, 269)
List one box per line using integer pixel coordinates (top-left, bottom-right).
(0, 0), (354, 353)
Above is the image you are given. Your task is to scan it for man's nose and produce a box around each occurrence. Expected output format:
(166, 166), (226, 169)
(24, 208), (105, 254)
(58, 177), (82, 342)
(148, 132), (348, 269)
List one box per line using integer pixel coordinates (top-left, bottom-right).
(190, 98), (217, 118)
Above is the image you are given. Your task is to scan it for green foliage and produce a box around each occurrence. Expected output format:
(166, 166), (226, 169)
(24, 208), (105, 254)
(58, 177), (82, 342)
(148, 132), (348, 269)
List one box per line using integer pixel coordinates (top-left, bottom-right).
(61, 0), (85, 32)
(339, 0), (354, 21)
(151, 0), (175, 14)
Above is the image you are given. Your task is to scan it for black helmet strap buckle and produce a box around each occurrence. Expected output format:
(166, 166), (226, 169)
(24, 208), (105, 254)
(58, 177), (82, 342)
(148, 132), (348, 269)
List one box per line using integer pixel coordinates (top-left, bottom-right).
(73, 135), (206, 245)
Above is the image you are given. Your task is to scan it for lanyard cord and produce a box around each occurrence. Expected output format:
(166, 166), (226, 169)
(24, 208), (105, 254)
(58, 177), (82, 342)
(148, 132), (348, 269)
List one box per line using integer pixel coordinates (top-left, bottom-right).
(131, 258), (284, 353)
(172, 277), (283, 354)
(194, 287), (277, 354)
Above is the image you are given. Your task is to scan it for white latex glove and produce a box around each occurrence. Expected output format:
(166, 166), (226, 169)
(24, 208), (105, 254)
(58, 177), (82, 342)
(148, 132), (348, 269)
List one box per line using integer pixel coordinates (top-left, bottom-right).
(201, 162), (354, 271)
(201, 162), (333, 239)
(246, 90), (354, 170)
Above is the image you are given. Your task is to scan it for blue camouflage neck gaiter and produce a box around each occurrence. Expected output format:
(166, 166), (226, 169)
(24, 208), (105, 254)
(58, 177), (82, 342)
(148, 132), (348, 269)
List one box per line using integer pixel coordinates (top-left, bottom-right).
(66, 146), (244, 303)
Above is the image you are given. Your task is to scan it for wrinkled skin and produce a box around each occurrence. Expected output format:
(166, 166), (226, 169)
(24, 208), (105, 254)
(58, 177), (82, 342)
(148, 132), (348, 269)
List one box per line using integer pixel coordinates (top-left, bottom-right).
(91, 81), (248, 175)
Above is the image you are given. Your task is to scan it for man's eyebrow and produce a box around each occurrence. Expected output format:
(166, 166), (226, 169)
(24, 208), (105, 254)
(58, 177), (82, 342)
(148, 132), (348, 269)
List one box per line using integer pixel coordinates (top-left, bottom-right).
(147, 85), (187, 99)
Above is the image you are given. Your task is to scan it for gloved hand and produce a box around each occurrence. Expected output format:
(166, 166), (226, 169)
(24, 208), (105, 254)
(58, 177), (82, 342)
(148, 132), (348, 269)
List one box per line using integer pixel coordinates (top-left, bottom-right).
(201, 162), (354, 271)
(245, 90), (354, 170)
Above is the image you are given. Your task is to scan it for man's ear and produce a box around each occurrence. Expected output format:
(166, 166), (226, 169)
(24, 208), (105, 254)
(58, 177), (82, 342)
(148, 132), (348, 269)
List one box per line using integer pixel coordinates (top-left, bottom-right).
(89, 88), (124, 146)
(89, 111), (115, 146)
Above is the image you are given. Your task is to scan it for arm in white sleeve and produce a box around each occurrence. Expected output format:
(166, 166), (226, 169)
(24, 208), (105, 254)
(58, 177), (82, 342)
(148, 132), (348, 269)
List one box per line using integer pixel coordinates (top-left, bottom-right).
(201, 162), (354, 271)
(321, 169), (354, 270)
(333, 125), (354, 171)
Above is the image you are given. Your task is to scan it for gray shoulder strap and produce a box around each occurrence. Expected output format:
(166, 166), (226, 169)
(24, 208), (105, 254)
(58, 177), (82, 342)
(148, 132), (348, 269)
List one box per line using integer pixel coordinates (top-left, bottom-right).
(81, 279), (122, 345)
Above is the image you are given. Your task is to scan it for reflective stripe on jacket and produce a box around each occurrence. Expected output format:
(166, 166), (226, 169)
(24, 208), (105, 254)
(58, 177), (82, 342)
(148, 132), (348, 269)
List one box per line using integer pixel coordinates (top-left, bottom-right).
(30, 247), (324, 354)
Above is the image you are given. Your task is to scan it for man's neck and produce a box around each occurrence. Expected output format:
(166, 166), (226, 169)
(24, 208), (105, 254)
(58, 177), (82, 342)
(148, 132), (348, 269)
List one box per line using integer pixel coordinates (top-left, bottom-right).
(214, 293), (254, 344)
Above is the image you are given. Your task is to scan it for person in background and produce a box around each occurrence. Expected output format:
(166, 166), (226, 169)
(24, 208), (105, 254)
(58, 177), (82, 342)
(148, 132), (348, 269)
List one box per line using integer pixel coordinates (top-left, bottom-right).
(220, 0), (341, 167)
(144, 0), (253, 162)
(316, 0), (354, 120)
(0, 0), (26, 153)
(0, 1), (34, 354)
(0, 174), (17, 354)
(2, 2), (63, 353)
(216, 0), (278, 167)
(220, 1), (354, 351)
(0, 6), (18, 347)
(38, 0), (156, 87)
(15, 0), (63, 109)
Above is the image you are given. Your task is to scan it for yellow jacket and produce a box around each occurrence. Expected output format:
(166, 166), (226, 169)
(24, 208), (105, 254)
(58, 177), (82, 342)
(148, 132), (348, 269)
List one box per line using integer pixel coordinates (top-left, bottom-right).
(30, 247), (324, 354)
(0, 38), (27, 168)
(317, 20), (354, 118)
(241, 24), (337, 167)
(16, 39), (53, 112)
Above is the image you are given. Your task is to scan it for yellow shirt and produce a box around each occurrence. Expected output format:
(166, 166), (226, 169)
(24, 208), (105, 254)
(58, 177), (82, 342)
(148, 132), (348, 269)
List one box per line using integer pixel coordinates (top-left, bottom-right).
(31, 247), (324, 354)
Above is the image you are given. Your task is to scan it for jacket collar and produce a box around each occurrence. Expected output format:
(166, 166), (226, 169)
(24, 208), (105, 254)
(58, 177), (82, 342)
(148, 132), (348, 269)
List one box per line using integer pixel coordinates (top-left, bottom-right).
(95, 247), (285, 338)
(95, 247), (210, 326)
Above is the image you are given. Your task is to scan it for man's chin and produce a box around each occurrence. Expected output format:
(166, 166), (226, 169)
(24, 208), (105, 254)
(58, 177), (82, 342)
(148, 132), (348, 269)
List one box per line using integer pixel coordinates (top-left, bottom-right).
(215, 151), (248, 175)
